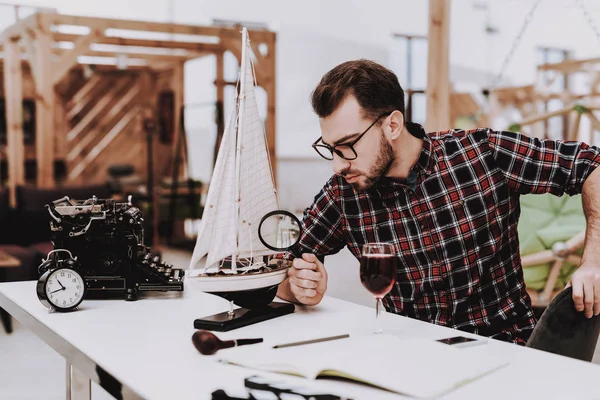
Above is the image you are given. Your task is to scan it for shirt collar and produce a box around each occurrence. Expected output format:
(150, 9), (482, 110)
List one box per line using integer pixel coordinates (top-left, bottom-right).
(369, 122), (437, 197)
(407, 122), (436, 176)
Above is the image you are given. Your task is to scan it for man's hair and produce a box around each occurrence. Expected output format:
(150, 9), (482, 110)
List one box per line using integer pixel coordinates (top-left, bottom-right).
(310, 59), (405, 121)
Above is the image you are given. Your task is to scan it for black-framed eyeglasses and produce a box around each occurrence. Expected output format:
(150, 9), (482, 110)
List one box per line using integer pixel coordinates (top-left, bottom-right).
(312, 111), (393, 161)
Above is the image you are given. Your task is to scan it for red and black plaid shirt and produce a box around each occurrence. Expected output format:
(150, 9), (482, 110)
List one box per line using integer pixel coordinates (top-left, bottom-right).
(290, 123), (600, 345)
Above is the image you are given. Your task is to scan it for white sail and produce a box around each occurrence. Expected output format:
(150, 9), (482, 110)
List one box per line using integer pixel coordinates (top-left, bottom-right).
(188, 27), (279, 274)
(236, 40), (279, 259)
(189, 101), (238, 272)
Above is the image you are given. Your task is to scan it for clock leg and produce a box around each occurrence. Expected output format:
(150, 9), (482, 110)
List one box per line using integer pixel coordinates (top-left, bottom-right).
(0, 307), (11, 334)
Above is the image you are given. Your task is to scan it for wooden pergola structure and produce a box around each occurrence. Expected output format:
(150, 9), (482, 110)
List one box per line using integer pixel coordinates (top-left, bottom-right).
(0, 12), (277, 206)
(483, 56), (600, 145)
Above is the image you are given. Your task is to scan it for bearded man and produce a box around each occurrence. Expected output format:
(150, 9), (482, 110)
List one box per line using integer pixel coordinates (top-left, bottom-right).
(276, 59), (600, 345)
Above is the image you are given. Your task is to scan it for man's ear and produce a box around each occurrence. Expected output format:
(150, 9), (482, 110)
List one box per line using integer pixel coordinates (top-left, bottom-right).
(387, 110), (404, 140)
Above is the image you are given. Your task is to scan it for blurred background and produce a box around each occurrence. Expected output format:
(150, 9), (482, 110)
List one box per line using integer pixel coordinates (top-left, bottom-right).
(1, 1), (600, 398)
(3, 0), (600, 214)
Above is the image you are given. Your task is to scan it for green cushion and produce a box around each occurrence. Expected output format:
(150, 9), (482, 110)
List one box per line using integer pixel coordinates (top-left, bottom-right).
(518, 193), (585, 291)
(523, 264), (551, 290)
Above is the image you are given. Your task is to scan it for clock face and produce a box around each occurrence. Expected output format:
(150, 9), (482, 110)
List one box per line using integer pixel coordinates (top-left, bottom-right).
(45, 268), (85, 310)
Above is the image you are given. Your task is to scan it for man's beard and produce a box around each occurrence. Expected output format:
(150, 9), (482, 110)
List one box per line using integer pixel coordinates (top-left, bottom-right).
(342, 134), (395, 192)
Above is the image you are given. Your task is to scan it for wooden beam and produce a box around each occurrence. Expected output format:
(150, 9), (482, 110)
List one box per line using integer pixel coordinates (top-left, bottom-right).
(67, 77), (133, 142)
(20, 33), (38, 84)
(65, 74), (103, 118)
(0, 15), (29, 43)
(48, 13), (274, 42)
(540, 259), (564, 304)
(67, 63), (154, 72)
(264, 36), (277, 186)
(52, 29), (103, 86)
(35, 28), (55, 188)
(3, 39), (25, 206)
(52, 32), (224, 53)
(425, 0), (451, 132)
(538, 57), (600, 72)
(67, 82), (140, 162)
(521, 250), (555, 266)
(568, 111), (582, 141)
(52, 47), (195, 63)
(519, 106), (573, 126)
(68, 107), (139, 181)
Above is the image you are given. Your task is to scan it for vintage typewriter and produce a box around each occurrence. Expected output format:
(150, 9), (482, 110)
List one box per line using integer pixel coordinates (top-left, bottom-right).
(44, 195), (184, 300)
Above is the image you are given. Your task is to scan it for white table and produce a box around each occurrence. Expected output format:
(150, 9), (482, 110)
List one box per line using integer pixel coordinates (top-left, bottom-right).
(1, 280), (600, 400)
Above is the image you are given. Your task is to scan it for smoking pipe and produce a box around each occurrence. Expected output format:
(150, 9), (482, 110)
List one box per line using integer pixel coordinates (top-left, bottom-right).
(192, 330), (263, 355)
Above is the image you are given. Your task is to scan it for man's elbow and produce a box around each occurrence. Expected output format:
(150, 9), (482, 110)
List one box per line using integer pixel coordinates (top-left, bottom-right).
(582, 166), (600, 194)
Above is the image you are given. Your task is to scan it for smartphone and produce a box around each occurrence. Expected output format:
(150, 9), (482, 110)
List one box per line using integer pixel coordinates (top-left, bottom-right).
(436, 336), (487, 348)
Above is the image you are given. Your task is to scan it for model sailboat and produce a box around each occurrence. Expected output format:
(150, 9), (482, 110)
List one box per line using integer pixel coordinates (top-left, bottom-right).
(187, 27), (292, 297)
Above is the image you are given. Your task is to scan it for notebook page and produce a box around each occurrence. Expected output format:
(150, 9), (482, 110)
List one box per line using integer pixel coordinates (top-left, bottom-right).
(220, 334), (509, 398)
(318, 335), (509, 398)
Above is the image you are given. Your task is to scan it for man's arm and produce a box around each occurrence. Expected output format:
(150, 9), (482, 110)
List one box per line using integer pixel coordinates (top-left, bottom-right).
(487, 129), (600, 317)
(571, 167), (600, 318)
(276, 178), (345, 306)
(487, 129), (600, 196)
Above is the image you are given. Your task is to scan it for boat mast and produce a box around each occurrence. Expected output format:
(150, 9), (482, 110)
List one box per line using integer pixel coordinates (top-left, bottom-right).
(232, 27), (249, 273)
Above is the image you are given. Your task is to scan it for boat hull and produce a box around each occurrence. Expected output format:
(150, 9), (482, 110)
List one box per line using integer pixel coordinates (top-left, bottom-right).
(187, 267), (288, 292)
(186, 267), (288, 308)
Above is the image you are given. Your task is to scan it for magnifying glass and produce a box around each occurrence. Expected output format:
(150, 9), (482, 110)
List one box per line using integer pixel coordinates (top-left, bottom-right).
(258, 210), (303, 252)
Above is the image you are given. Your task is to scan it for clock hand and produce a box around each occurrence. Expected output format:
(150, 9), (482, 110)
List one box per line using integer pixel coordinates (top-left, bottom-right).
(57, 279), (65, 289)
(49, 288), (64, 294)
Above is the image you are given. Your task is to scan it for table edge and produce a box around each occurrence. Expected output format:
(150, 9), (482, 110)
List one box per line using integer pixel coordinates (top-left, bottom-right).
(0, 288), (145, 400)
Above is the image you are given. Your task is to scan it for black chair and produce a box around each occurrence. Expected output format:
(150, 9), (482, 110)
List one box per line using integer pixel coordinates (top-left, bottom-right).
(526, 287), (600, 362)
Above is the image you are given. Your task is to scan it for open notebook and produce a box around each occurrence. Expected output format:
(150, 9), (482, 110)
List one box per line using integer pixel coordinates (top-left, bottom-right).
(220, 334), (509, 399)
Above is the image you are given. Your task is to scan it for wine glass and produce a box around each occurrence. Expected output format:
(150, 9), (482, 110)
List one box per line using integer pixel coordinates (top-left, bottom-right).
(360, 243), (398, 334)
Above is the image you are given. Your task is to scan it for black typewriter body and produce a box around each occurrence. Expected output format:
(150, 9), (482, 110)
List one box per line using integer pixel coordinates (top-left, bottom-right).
(45, 196), (184, 300)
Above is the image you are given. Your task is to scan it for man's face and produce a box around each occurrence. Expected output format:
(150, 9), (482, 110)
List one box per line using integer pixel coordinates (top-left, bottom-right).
(319, 96), (395, 191)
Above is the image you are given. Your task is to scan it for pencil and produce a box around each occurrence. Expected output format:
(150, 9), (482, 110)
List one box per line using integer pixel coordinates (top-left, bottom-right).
(273, 334), (350, 349)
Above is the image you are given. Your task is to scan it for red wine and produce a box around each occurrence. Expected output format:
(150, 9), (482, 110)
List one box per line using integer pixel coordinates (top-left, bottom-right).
(360, 254), (398, 298)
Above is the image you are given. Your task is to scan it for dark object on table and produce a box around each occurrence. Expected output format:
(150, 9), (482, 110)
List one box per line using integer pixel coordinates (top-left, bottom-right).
(210, 390), (248, 400)
(244, 375), (349, 400)
(0, 184), (112, 333)
(191, 330), (263, 355)
(526, 286), (600, 362)
(194, 302), (295, 332)
(44, 195), (184, 301)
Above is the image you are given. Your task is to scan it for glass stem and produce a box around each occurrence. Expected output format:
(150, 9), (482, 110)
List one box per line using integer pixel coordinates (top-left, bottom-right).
(375, 297), (383, 334)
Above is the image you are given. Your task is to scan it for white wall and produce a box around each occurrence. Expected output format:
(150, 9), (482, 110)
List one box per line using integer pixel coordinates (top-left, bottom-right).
(169, 0), (600, 209)
(5, 0), (600, 206)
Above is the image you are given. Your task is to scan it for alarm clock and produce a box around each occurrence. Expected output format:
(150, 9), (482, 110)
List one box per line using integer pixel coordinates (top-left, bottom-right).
(36, 250), (86, 312)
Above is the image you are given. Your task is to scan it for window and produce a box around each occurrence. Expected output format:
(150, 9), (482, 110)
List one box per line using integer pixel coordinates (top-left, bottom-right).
(391, 34), (428, 125)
